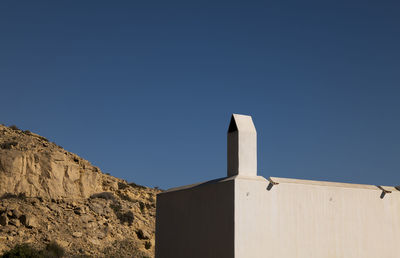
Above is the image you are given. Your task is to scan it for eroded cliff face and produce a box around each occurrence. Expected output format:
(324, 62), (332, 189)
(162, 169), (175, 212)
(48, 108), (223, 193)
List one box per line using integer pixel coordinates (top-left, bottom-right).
(0, 125), (160, 257)
(0, 125), (104, 199)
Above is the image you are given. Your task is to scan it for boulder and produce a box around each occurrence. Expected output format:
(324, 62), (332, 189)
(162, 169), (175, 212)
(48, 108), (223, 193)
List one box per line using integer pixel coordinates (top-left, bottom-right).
(0, 214), (8, 226)
(55, 239), (70, 248)
(72, 232), (83, 238)
(11, 209), (22, 219)
(20, 215), (38, 228)
(8, 219), (20, 227)
(136, 229), (151, 240)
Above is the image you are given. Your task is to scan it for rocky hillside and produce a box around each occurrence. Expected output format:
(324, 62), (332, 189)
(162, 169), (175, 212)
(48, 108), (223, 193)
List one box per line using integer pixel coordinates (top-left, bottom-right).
(0, 124), (160, 257)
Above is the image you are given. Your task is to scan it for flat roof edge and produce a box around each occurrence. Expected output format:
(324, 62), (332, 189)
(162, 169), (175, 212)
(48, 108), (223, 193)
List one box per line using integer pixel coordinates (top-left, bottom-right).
(158, 176), (399, 195)
(158, 176), (236, 195)
(269, 177), (398, 192)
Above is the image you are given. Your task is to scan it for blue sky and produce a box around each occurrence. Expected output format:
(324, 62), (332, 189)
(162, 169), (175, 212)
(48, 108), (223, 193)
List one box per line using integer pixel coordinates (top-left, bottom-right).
(1, 1), (399, 189)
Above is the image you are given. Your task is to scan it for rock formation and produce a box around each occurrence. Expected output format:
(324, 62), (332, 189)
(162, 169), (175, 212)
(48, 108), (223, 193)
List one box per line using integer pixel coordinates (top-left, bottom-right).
(0, 124), (159, 257)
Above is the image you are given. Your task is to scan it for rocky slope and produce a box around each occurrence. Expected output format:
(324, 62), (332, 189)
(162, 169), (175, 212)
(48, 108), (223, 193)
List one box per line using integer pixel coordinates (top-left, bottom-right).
(0, 124), (160, 257)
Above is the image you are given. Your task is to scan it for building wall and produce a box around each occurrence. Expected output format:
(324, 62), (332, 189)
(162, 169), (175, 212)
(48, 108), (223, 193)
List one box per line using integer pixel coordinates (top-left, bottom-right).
(156, 178), (235, 258)
(235, 177), (400, 258)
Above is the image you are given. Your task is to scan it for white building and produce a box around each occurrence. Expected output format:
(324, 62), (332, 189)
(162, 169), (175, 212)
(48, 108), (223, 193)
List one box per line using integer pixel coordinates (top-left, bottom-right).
(156, 114), (400, 258)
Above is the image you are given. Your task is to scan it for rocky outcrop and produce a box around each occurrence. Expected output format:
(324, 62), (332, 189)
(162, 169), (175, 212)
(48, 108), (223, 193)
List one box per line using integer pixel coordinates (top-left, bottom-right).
(0, 125), (160, 257)
(0, 125), (105, 199)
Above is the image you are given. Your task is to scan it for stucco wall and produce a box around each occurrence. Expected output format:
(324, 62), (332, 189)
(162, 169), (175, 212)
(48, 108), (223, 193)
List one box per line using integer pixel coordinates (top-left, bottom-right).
(235, 176), (400, 258)
(156, 175), (400, 258)
(156, 178), (235, 258)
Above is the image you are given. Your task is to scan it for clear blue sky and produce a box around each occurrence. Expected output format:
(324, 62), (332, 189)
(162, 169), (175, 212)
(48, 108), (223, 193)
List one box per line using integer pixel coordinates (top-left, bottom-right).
(1, 1), (399, 189)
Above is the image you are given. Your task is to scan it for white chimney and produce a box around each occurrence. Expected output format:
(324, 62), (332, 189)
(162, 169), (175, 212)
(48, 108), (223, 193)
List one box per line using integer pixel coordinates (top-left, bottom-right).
(227, 114), (257, 177)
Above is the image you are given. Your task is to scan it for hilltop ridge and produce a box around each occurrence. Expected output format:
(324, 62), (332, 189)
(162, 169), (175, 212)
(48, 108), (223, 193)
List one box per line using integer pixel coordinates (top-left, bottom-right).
(0, 124), (159, 257)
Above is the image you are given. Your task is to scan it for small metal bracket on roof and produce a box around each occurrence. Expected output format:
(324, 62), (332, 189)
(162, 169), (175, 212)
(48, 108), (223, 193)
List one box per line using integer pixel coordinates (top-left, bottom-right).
(377, 185), (391, 199)
(268, 177), (279, 185)
(267, 177), (279, 191)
